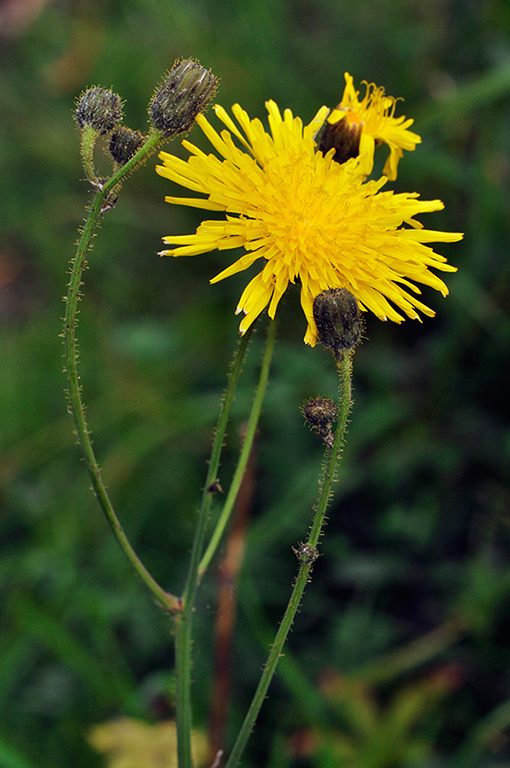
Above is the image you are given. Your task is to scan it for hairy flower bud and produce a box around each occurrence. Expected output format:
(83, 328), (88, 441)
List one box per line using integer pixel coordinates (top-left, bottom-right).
(149, 59), (218, 138)
(303, 397), (337, 430)
(109, 127), (146, 165)
(313, 288), (362, 357)
(316, 114), (362, 165)
(75, 87), (123, 135)
(303, 396), (337, 445)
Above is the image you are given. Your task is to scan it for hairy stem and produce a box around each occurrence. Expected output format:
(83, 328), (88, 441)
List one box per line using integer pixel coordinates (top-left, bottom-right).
(63, 129), (180, 612)
(223, 350), (354, 768)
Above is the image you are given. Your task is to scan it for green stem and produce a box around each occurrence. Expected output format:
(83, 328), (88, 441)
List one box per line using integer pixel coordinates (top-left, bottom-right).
(308, 350), (352, 548)
(63, 129), (180, 612)
(183, 326), (256, 607)
(224, 350), (354, 768)
(99, 130), (162, 205)
(198, 319), (278, 581)
(174, 611), (193, 768)
(80, 125), (102, 188)
(174, 328), (253, 768)
(175, 319), (277, 768)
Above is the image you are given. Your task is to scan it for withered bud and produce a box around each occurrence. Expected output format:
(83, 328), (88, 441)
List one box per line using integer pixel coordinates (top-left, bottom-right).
(75, 87), (123, 135)
(109, 127), (146, 165)
(149, 58), (218, 138)
(303, 396), (337, 446)
(303, 397), (337, 430)
(313, 288), (362, 358)
(292, 543), (319, 565)
(316, 113), (362, 165)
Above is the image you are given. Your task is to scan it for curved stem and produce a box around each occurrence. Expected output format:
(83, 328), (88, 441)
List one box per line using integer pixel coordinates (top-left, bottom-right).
(63, 132), (180, 612)
(223, 350), (354, 768)
(98, 130), (162, 209)
(175, 319), (277, 768)
(80, 126), (102, 188)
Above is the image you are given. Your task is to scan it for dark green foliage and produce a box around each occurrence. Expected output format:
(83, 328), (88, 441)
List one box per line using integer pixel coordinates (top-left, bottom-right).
(1, 1), (510, 766)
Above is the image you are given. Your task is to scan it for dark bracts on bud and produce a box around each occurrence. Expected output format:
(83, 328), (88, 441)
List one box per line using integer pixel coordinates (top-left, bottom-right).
(149, 58), (218, 138)
(303, 397), (337, 430)
(316, 114), (362, 165)
(109, 127), (146, 165)
(303, 396), (337, 446)
(75, 87), (123, 135)
(313, 288), (362, 358)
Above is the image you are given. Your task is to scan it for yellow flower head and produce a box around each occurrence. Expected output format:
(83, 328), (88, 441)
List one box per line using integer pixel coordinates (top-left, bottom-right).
(328, 72), (421, 180)
(157, 100), (462, 345)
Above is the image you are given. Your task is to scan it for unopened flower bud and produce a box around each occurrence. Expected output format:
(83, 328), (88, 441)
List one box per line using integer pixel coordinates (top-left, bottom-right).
(109, 127), (145, 165)
(149, 59), (218, 138)
(316, 113), (362, 165)
(313, 288), (362, 357)
(75, 87), (123, 135)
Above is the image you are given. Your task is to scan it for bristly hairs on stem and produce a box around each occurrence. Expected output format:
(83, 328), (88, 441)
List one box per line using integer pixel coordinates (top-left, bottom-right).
(64, 59), (218, 615)
(223, 290), (361, 767)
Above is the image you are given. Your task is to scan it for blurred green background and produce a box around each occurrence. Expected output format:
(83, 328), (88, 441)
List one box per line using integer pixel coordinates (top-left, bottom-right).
(1, 0), (510, 766)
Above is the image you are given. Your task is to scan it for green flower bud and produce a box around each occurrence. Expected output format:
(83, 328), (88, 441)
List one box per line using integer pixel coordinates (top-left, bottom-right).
(313, 288), (362, 358)
(75, 87), (123, 135)
(149, 58), (218, 138)
(316, 114), (362, 165)
(109, 127), (146, 165)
